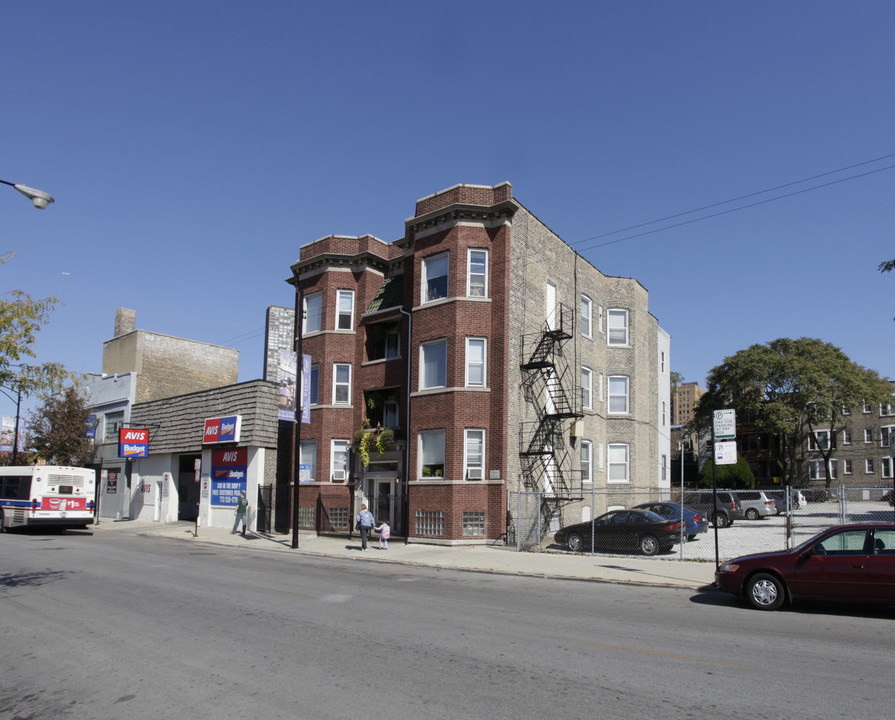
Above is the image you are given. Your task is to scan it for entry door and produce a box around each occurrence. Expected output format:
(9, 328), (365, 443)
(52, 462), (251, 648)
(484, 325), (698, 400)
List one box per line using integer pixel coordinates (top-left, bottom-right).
(374, 481), (393, 527)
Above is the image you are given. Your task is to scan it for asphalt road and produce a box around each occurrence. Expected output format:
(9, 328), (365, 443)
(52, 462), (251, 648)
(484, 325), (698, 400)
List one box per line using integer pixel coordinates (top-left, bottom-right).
(1, 529), (892, 720)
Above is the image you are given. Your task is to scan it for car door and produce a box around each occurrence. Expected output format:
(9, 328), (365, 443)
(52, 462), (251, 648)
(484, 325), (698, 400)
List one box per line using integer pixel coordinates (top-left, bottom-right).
(591, 511), (625, 550)
(794, 528), (871, 601)
(866, 528), (895, 602)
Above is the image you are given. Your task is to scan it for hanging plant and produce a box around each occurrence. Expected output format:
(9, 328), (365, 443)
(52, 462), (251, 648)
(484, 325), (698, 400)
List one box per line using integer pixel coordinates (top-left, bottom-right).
(358, 431), (374, 468)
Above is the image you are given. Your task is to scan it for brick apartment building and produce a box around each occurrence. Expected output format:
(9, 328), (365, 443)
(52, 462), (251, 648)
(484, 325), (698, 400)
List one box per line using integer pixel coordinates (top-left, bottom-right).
(287, 182), (671, 544)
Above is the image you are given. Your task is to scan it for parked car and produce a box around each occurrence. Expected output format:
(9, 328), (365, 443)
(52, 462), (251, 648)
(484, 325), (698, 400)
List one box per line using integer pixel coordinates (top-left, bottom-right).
(554, 509), (683, 556)
(682, 490), (742, 528)
(731, 490), (777, 519)
(633, 502), (709, 540)
(765, 489), (807, 515)
(802, 487), (830, 503)
(715, 523), (895, 611)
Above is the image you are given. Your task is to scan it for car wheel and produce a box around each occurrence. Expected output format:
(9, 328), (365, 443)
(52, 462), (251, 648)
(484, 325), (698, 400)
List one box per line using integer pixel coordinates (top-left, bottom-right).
(713, 512), (730, 528)
(566, 533), (584, 552)
(746, 573), (785, 611)
(639, 535), (660, 556)
(745, 508), (760, 520)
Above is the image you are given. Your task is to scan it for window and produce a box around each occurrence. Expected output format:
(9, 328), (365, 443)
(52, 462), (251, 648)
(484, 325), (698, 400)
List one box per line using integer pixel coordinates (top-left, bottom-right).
(881, 401), (894, 416)
(366, 321), (402, 361)
(304, 292), (322, 334)
(866, 458), (875, 474)
(299, 440), (317, 482)
(844, 458), (853, 475)
(810, 459), (838, 480)
(463, 510), (486, 536)
(809, 431), (832, 451)
(336, 290), (354, 330)
(464, 429), (485, 480)
(581, 367), (593, 410)
(581, 440), (593, 484)
(331, 440), (349, 481)
(842, 428), (852, 445)
(580, 295), (593, 338)
(104, 412), (124, 443)
(309, 364), (319, 405)
(333, 363), (351, 404)
(467, 249), (488, 297)
(881, 426), (895, 449)
(598, 306), (604, 334)
(608, 443), (629, 483)
(598, 373), (604, 402)
(863, 401), (873, 413)
(608, 376), (629, 414)
(384, 400), (399, 429)
(466, 338), (486, 387)
(662, 401), (666, 426)
(865, 428), (874, 443)
(883, 458), (894, 479)
(421, 339), (447, 390)
(607, 309), (629, 346)
(416, 510), (444, 536)
(419, 429), (445, 478)
(422, 253), (448, 302)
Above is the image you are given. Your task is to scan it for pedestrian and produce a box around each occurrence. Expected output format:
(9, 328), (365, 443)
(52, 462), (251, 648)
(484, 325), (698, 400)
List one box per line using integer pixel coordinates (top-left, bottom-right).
(376, 519), (390, 550)
(232, 491), (248, 536)
(355, 504), (375, 551)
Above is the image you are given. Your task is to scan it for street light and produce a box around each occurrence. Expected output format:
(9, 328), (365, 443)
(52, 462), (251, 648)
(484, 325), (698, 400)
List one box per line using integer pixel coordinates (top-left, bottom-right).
(0, 178), (55, 209)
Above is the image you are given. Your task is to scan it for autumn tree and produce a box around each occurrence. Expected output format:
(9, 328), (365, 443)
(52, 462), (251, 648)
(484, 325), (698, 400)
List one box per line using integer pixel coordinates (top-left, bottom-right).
(26, 385), (93, 466)
(694, 338), (891, 487)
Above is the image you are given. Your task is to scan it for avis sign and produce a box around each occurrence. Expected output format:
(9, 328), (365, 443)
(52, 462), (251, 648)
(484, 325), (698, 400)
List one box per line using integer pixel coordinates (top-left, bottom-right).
(119, 428), (150, 458)
(202, 415), (242, 444)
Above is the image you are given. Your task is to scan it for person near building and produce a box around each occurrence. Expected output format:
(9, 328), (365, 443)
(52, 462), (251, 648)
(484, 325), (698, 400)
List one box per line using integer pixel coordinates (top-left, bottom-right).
(355, 504), (375, 551)
(232, 491), (248, 536)
(376, 519), (390, 550)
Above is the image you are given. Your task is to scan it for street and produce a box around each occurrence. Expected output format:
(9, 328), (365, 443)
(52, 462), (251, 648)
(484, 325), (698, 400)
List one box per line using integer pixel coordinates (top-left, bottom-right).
(1, 529), (892, 720)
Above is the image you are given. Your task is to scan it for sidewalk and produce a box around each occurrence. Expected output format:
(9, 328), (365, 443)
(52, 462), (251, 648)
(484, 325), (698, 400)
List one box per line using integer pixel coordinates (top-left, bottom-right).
(93, 518), (717, 591)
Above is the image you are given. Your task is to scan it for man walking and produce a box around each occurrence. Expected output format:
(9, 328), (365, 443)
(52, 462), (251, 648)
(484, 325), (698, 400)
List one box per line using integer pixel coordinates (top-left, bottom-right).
(232, 491), (248, 536)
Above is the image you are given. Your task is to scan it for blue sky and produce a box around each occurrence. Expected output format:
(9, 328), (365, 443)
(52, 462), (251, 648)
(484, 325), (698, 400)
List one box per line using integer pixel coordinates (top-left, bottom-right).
(2, 1), (893, 417)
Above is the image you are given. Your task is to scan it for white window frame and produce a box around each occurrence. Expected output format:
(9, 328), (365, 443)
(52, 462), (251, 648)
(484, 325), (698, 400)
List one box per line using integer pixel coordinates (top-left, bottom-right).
(607, 308), (629, 346)
(420, 339), (448, 390)
(467, 249), (488, 298)
(864, 428), (874, 444)
(336, 289), (355, 331)
(842, 428), (852, 445)
(880, 425), (895, 449)
(608, 375), (629, 414)
(464, 429), (485, 480)
(844, 458), (853, 475)
(866, 458), (875, 474)
(303, 292), (322, 334)
(465, 337), (487, 387)
(581, 366), (593, 410)
(331, 439), (349, 481)
(882, 457), (894, 480)
(580, 295), (593, 339)
(422, 252), (449, 303)
(299, 440), (317, 482)
(881, 401), (894, 416)
(333, 363), (352, 404)
(608, 443), (629, 483)
(419, 429), (446, 479)
(809, 430), (831, 451)
(581, 440), (593, 484)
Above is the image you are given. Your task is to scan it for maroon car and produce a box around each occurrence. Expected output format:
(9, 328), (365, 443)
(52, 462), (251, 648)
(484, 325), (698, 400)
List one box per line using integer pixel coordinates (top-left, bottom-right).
(715, 524), (895, 611)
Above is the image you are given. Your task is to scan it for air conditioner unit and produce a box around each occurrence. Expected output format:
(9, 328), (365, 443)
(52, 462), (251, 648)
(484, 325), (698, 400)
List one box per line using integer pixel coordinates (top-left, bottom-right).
(332, 470), (346, 482)
(467, 467), (483, 480)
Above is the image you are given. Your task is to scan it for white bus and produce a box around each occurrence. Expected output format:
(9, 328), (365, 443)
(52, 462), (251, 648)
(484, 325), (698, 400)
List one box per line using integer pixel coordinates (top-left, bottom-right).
(0, 466), (96, 532)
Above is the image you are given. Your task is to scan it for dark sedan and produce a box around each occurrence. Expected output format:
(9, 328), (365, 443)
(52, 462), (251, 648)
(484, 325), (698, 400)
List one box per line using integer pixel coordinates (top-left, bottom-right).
(715, 524), (895, 611)
(633, 501), (709, 540)
(554, 509), (683, 556)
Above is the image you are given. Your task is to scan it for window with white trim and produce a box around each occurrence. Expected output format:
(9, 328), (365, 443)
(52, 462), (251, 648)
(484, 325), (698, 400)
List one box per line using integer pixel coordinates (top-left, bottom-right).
(608, 443), (629, 483)
(304, 292), (322, 334)
(863, 401), (873, 413)
(844, 458), (853, 475)
(810, 459), (838, 480)
(333, 363), (351, 404)
(607, 309), (629, 346)
(331, 439), (349, 481)
(581, 440), (593, 484)
(581, 367), (593, 410)
(809, 430), (832, 451)
(882, 458), (893, 479)
(299, 440), (317, 482)
(336, 290), (354, 330)
(421, 339), (447, 390)
(608, 375), (629, 414)
(865, 428), (874, 443)
(842, 428), (852, 445)
(422, 253), (449, 303)
(464, 429), (485, 480)
(881, 401), (894, 416)
(465, 338), (486, 387)
(419, 429), (445, 478)
(467, 249), (488, 298)
(880, 425), (895, 449)
(580, 295), (593, 338)
(866, 458), (875, 474)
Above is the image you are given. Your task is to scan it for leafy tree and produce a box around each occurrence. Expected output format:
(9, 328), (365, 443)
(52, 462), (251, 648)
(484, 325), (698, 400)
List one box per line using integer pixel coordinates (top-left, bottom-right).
(697, 454), (755, 489)
(1, 254), (70, 398)
(26, 385), (93, 466)
(694, 338), (891, 487)
(879, 259), (895, 273)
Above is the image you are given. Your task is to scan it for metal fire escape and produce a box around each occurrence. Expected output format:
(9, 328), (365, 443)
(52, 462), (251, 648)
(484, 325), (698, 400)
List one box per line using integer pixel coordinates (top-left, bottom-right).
(519, 302), (584, 534)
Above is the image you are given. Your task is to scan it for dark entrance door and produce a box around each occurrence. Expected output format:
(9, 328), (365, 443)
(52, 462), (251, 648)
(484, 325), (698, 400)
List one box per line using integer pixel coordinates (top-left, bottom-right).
(177, 454), (201, 521)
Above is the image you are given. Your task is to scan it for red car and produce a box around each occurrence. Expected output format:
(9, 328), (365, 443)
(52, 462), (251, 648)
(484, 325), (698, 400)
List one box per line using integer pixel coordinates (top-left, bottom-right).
(715, 524), (895, 611)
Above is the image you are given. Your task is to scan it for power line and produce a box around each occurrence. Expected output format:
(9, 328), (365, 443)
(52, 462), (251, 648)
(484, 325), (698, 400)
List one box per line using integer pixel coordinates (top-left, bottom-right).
(573, 153), (895, 252)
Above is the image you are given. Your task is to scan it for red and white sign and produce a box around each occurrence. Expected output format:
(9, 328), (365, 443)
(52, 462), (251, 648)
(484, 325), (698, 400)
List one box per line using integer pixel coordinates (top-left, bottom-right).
(42, 497), (87, 511)
(202, 415), (241, 444)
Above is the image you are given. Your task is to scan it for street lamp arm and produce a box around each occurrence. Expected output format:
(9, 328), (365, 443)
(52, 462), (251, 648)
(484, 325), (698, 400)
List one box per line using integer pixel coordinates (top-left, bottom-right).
(1, 178), (55, 209)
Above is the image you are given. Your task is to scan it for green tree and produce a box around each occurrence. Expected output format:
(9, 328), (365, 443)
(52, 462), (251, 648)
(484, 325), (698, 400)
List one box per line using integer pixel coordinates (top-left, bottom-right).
(26, 385), (93, 466)
(694, 338), (891, 487)
(697, 454), (755, 489)
(879, 258), (895, 273)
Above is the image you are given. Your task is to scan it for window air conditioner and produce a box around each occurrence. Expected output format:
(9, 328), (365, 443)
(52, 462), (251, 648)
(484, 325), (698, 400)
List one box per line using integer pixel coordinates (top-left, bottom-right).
(467, 467), (483, 480)
(332, 470), (346, 482)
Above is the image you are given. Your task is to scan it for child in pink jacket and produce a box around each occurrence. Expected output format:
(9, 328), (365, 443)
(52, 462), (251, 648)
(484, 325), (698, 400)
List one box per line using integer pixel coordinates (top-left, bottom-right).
(376, 520), (391, 549)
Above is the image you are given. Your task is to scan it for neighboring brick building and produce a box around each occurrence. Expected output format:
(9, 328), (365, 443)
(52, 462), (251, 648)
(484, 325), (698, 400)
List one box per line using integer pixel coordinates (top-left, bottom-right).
(287, 182), (671, 544)
(672, 381), (705, 426)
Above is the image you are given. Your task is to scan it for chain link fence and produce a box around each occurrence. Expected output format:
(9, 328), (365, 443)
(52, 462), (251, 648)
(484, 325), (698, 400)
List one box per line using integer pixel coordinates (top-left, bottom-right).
(509, 485), (895, 562)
